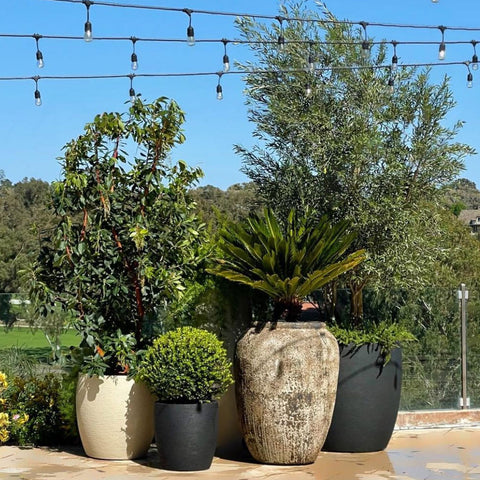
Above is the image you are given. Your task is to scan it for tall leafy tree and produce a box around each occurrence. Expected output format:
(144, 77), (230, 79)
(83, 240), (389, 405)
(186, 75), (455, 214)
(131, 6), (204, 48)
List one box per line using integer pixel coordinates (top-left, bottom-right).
(235, 1), (475, 326)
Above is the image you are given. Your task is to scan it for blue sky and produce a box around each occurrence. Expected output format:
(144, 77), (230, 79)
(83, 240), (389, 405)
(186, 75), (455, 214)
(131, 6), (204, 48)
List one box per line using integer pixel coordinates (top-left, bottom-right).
(2, 0), (480, 189)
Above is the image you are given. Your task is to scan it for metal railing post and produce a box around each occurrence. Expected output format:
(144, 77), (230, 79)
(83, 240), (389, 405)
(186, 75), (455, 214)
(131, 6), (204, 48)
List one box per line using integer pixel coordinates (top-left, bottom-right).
(458, 283), (469, 409)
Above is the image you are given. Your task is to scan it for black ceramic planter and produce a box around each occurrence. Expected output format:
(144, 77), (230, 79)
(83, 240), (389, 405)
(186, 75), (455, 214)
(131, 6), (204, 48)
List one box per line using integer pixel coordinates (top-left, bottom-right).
(322, 344), (402, 453)
(154, 401), (218, 471)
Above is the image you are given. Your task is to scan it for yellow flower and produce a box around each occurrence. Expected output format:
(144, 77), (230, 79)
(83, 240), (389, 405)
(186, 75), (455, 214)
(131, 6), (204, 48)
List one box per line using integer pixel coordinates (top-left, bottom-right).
(0, 413), (9, 428)
(0, 399), (6, 407)
(19, 414), (29, 426)
(0, 427), (9, 443)
(0, 372), (8, 389)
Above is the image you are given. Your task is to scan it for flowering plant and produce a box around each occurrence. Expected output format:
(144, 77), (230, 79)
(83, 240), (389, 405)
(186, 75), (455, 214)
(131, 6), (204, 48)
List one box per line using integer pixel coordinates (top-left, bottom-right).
(0, 372), (29, 444)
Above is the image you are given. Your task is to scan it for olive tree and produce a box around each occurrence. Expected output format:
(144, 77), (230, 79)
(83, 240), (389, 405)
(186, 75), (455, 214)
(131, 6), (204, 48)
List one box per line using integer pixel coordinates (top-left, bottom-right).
(235, 1), (474, 327)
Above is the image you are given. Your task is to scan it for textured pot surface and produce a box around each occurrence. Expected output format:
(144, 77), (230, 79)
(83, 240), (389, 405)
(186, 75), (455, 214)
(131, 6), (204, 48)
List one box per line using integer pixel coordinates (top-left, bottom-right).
(155, 401), (218, 471)
(323, 344), (402, 453)
(235, 322), (339, 465)
(76, 374), (155, 460)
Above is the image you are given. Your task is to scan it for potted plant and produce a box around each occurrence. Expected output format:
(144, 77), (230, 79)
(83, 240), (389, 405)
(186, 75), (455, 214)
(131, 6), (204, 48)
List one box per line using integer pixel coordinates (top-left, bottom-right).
(209, 207), (366, 465)
(29, 97), (207, 459)
(136, 326), (233, 471)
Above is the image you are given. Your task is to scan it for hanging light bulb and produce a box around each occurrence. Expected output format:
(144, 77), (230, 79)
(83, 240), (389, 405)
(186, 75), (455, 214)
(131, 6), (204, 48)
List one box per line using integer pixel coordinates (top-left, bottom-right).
(222, 40), (230, 72)
(438, 26), (446, 60)
(216, 73), (224, 100)
(129, 87), (136, 103)
(432, 0), (439, 3)
(184, 9), (195, 46)
(36, 50), (44, 68)
(359, 21), (370, 59)
(306, 83), (312, 97)
(83, 0), (93, 42)
(34, 89), (42, 106)
(391, 41), (398, 72)
(276, 16), (285, 51)
(388, 77), (395, 94)
(130, 38), (138, 70)
(128, 75), (136, 103)
(33, 34), (44, 68)
(131, 52), (138, 71)
(471, 42), (479, 71)
(467, 72), (473, 88)
(33, 77), (42, 106)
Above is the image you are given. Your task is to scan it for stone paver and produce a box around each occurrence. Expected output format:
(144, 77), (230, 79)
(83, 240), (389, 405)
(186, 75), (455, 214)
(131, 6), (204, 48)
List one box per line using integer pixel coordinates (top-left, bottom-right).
(2, 427), (480, 479)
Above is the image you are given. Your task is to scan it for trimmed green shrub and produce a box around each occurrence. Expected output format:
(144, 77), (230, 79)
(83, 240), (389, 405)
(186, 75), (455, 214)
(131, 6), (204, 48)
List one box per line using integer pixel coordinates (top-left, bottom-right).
(137, 327), (233, 403)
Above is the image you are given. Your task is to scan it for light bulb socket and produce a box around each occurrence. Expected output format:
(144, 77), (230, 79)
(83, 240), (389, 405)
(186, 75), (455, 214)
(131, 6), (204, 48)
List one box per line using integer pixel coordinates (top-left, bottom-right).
(467, 72), (473, 87)
(277, 34), (285, 49)
(391, 54), (398, 69)
(216, 84), (223, 100)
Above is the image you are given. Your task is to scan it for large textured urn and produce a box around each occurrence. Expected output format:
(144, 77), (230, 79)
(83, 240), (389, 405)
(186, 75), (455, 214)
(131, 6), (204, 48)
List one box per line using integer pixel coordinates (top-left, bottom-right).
(76, 374), (155, 460)
(235, 321), (339, 465)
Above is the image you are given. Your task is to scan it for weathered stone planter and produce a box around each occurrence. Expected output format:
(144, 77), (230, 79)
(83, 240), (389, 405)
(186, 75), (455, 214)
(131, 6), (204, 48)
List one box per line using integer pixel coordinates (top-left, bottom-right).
(235, 322), (339, 465)
(76, 374), (155, 460)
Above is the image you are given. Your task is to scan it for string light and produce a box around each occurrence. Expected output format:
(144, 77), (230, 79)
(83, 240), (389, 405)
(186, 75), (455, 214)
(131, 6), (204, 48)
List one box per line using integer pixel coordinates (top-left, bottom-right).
(33, 34), (44, 68)
(184, 9), (195, 46)
(391, 41), (398, 72)
(222, 39), (230, 72)
(305, 82), (312, 97)
(466, 63), (473, 88)
(307, 41), (315, 72)
(216, 73), (223, 100)
(128, 74), (136, 102)
(83, 0), (93, 42)
(438, 26), (446, 60)
(276, 16), (285, 51)
(388, 76), (395, 94)
(33, 76), (42, 106)
(471, 41), (479, 71)
(130, 37), (138, 70)
(432, 0), (439, 3)
(360, 21), (370, 58)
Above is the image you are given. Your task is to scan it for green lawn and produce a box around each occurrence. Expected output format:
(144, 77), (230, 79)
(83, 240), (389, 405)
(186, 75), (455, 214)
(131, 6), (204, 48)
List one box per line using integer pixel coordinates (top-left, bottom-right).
(0, 327), (80, 362)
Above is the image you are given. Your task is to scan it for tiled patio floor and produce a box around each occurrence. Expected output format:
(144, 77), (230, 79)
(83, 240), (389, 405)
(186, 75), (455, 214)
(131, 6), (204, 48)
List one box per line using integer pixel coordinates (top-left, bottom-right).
(2, 427), (480, 480)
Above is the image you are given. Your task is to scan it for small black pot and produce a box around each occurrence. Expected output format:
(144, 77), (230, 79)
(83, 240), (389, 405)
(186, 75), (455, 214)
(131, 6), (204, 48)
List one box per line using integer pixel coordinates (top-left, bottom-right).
(154, 401), (218, 471)
(322, 344), (402, 453)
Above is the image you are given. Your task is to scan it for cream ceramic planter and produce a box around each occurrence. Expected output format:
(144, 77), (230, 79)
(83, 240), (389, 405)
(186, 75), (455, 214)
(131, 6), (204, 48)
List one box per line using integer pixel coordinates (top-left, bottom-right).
(76, 374), (155, 460)
(235, 322), (339, 465)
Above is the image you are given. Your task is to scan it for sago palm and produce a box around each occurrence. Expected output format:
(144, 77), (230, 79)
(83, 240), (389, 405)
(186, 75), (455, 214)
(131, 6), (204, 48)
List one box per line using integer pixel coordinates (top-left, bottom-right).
(210, 208), (366, 322)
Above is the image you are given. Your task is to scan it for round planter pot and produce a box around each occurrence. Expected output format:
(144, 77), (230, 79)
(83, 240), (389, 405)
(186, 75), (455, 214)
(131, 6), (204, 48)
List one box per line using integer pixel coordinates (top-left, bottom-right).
(235, 322), (339, 465)
(76, 374), (155, 460)
(322, 344), (402, 453)
(154, 401), (218, 471)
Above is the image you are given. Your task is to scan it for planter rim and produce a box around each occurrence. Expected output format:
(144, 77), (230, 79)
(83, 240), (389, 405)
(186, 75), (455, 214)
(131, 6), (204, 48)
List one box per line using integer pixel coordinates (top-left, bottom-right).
(251, 321), (327, 330)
